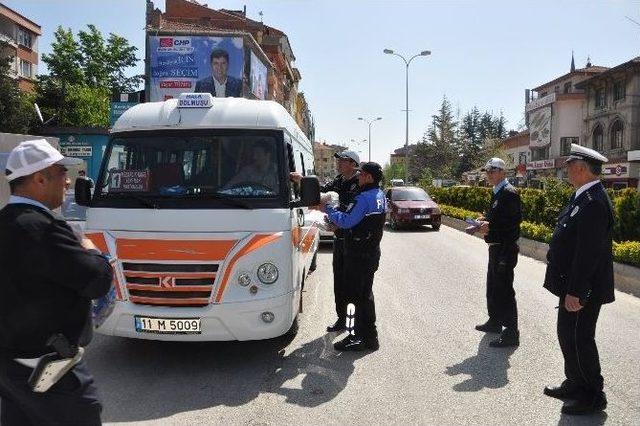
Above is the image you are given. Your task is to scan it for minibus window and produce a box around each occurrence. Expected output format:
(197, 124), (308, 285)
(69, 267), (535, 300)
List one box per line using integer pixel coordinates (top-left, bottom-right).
(94, 130), (288, 209)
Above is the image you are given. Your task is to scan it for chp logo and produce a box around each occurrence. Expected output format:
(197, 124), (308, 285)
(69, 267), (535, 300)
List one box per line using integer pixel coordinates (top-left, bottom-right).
(157, 37), (193, 53)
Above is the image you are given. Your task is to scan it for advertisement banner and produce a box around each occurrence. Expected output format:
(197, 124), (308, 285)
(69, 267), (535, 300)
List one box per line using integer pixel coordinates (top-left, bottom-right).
(528, 106), (551, 147)
(526, 159), (555, 170)
(148, 36), (244, 102)
(250, 51), (267, 100)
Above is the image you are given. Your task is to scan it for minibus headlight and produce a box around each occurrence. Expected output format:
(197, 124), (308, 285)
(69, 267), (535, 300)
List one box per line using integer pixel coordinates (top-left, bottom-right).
(257, 263), (278, 284)
(238, 273), (251, 287)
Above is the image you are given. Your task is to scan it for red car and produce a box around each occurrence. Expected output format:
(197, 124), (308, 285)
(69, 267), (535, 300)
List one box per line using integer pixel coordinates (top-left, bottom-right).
(385, 186), (442, 230)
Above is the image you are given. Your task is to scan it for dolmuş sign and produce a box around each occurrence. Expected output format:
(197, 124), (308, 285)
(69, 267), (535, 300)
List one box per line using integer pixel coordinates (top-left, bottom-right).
(177, 93), (214, 108)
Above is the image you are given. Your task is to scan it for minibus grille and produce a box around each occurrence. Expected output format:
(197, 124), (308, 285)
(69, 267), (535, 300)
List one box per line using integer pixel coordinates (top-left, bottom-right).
(122, 262), (218, 307)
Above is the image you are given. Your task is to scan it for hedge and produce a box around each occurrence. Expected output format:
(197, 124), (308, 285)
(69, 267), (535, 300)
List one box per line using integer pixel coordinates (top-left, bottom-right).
(439, 204), (640, 266)
(427, 184), (640, 242)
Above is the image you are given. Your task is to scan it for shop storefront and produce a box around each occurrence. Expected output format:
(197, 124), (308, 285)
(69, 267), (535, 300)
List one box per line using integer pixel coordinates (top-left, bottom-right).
(602, 162), (639, 190)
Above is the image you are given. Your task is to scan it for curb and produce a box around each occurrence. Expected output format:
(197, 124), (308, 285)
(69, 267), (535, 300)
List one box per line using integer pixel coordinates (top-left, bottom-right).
(442, 215), (640, 298)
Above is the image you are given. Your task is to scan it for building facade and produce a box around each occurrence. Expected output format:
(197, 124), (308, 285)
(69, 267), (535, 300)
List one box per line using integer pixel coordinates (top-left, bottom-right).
(575, 57), (640, 189)
(313, 141), (345, 183)
(0, 3), (41, 92)
(525, 59), (608, 186)
(145, 0), (314, 140)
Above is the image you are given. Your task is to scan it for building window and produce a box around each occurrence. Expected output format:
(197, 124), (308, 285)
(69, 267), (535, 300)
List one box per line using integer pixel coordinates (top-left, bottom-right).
(531, 147), (549, 161)
(595, 88), (606, 108)
(613, 81), (625, 102)
(592, 125), (604, 152)
(16, 28), (33, 49)
(560, 137), (578, 156)
(19, 59), (32, 78)
(563, 82), (572, 94)
(611, 120), (623, 149)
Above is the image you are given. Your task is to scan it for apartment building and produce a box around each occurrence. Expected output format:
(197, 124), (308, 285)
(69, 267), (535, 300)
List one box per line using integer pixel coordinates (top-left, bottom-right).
(0, 3), (40, 92)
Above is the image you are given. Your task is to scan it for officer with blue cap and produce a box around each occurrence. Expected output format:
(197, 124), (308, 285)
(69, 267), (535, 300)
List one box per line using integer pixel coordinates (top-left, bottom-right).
(320, 162), (386, 351)
(543, 143), (614, 415)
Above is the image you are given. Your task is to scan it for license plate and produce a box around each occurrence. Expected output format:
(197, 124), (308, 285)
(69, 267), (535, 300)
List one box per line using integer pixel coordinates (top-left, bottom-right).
(414, 214), (429, 219)
(134, 316), (201, 334)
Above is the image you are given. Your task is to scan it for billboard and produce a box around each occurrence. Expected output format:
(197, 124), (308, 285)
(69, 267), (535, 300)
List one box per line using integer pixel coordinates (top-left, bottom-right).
(528, 106), (551, 147)
(148, 36), (244, 102)
(250, 51), (267, 100)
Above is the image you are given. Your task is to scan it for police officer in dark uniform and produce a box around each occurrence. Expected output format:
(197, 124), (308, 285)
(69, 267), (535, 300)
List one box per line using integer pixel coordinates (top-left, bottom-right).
(322, 162), (386, 351)
(543, 144), (614, 416)
(0, 140), (113, 425)
(474, 158), (522, 348)
(319, 150), (361, 332)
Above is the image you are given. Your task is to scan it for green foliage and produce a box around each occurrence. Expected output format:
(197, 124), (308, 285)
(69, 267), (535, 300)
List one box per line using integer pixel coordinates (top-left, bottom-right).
(382, 162), (406, 186)
(613, 241), (640, 267)
(520, 221), (553, 243)
(612, 189), (640, 242)
(64, 85), (110, 127)
(429, 183), (640, 242)
(35, 25), (142, 127)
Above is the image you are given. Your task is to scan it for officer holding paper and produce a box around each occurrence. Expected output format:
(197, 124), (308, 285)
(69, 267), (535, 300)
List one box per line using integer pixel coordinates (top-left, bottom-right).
(472, 158), (522, 348)
(321, 162), (386, 352)
(0, 140), (113, 425)
(542, 144), (614, 416)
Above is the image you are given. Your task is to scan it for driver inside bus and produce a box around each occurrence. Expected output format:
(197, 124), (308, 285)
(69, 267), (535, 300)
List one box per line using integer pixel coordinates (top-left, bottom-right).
(224, 143), (278, 191)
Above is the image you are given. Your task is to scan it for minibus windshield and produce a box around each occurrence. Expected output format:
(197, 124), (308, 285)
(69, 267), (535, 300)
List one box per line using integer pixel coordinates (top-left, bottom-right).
(92, 129), (289, 209)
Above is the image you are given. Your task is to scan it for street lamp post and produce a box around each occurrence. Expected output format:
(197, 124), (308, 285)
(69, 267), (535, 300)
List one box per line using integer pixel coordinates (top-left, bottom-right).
(357, 117), (382, 162)
(383, 48), (431, 183)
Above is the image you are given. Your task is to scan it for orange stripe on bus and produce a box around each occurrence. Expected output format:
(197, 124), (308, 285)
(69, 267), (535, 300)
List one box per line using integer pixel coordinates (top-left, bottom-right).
(126, 284), (213, 292)
(214, 233), (281, 303)
(299, 226), (319, 254)
(86, 232), (109, 254)
(116, 239), (237, 261)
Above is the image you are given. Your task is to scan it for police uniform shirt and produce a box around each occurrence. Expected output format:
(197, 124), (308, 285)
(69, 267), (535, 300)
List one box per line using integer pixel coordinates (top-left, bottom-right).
(326, 184), (386, 253)
(484, 181), (522, 244)
(322, 173), (360, 212)
(544, 181), (615, 304)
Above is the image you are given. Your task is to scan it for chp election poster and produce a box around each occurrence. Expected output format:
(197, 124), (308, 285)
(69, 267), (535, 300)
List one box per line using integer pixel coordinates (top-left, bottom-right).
(148, 36), (244, 102)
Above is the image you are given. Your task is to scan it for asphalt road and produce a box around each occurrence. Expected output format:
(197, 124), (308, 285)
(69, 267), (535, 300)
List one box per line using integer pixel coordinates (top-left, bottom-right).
(80, 225), (640, 424)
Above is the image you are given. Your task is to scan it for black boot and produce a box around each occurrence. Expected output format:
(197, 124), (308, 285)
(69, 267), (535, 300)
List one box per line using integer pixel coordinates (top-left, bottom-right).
(475, 319), (502, 333)
(326, 318), (346, 332)
(489, 328), (519, 347)
(544, 380), (583, 400)
(561, 392), (607, 415)
(334, 334), (365, 351)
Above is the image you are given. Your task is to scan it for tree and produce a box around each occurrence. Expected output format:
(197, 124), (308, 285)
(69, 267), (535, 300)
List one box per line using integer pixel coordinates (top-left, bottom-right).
(0, 42), (36, 133)
(412, 96), (459, 180)
(383, 162), (406, 185)
(36, 25), (142, 127)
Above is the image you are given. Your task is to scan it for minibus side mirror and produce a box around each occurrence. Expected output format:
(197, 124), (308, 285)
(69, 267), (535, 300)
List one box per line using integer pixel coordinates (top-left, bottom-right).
(296, 175), (320, 207)
(75, 178), (92, 206)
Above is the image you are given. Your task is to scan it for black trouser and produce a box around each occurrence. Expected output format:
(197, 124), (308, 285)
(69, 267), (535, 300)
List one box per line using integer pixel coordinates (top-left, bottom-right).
(0, 358), (102, 426)
(344, 251), (380, 339)
(557, 297), (604, 395)
(486, 243), (519, 330)
(332, 236), (348, 322)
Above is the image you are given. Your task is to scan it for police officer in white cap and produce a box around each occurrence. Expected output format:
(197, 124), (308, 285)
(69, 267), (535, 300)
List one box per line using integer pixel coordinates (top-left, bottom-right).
(542, 144), (614, 415)
(473, 158), (522, 348)
(0, 139), (113, 425)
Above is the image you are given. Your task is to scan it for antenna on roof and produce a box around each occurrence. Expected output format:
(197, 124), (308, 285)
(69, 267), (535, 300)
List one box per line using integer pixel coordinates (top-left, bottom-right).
(259, 11), (263, 23)
(586, 55), (592, 68)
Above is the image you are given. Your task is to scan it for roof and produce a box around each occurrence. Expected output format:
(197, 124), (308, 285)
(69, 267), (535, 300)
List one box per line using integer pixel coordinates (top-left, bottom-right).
(0, 3), (41, 35)
(112, 97), (310, 147)
(575, 57), (640, 89)
(532, 65), (609, 92)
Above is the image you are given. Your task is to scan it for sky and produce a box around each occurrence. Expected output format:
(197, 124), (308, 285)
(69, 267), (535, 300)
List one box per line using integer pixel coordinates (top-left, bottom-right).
(5, 0), (640, 166)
